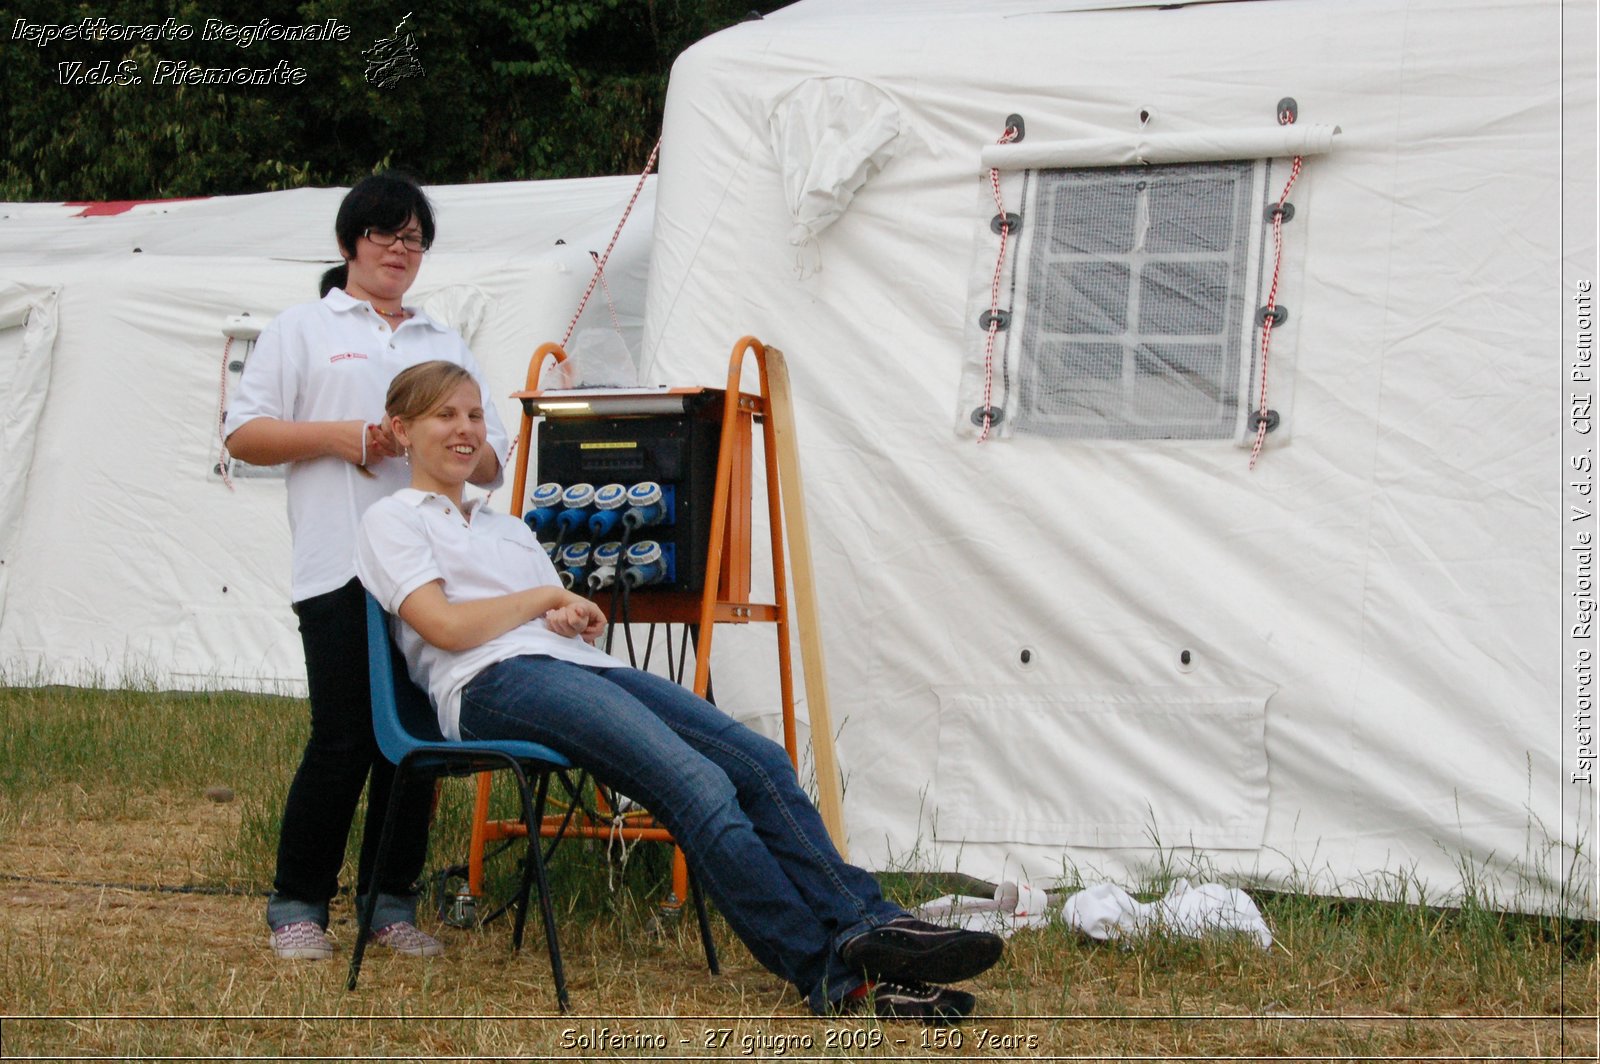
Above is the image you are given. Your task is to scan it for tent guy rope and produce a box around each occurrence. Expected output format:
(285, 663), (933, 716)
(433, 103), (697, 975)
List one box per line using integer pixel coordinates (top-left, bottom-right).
(977, 122), (1021, 444)
(1249, 102), (1305, 469)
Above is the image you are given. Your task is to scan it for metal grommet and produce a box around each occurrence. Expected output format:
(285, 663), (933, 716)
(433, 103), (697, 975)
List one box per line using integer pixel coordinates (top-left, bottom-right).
(1265, 201), (1295, 223)
(979, 309), (1011, 331)
(1257, 305), (1289, 327)
(991, 212), (1021, 235)
(1252, 409), (1281, 433)
(971, 406), (1006, 427)
(1277, 96), (1298, 124)
(1005, 112), (1026, 142)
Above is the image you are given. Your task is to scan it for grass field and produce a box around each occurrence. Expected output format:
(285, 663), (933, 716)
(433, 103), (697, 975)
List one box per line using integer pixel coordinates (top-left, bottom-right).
(0, 683), (1593, 1062)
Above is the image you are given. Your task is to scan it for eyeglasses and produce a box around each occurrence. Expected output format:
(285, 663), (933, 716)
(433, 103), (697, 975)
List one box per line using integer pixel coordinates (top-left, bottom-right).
(363, 227), (430, 252)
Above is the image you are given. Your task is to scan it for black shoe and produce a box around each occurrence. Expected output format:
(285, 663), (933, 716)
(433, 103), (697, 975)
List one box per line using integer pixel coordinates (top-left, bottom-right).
(840, 916), (1004, 985)
(838, 980), (976, 1024)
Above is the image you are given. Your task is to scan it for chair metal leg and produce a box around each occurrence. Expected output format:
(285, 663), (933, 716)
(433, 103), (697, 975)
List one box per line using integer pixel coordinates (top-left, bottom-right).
(527, 767), (570, 1012)
(505, 758), (568, 1012)
(507, 760), (536, 955)
(347, 762), (412, 990)
(686, 866), (720, 975)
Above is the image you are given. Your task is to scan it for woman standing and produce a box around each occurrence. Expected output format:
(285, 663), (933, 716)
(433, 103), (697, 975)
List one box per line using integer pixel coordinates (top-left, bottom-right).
(225, 173), (508, 959)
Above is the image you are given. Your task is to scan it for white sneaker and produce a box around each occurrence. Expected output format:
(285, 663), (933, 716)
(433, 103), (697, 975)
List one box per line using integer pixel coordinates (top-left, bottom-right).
(270, 920), (334, 960)
(372, 920), (444, 957)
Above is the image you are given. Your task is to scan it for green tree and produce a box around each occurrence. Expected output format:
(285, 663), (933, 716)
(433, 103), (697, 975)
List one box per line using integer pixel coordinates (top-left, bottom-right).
(0, 0), (785, 199)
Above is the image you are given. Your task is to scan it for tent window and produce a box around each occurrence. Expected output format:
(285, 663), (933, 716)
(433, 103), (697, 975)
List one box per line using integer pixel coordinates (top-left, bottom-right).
(217, 333), (287, 481)
(1012, 161), (1260, 439)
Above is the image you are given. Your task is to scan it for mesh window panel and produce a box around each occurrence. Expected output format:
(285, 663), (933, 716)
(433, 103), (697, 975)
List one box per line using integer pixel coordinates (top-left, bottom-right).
(1015, 162), (1256, 439)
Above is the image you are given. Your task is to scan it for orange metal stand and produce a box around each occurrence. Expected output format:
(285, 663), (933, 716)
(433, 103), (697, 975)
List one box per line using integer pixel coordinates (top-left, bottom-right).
(465, 336), (807, 910)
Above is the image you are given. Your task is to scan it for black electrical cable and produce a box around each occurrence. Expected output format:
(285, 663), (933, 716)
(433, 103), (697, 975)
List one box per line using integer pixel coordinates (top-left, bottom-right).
(640, 622), (658, 672)
(618, 576), (638, 663)
(674, 624), (691, 685)
(474, 768), (590, 929)
(604, 524), (634, 656)
(547, 522), (571, 560)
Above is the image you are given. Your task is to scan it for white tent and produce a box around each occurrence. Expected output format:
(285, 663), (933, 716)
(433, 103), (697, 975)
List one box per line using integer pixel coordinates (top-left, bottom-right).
(641, 0), (1597, 910)
(0, 176), (653, 690)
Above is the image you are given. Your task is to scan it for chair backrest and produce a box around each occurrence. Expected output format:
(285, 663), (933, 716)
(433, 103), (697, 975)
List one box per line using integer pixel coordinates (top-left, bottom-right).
(365, 591), (448, 761)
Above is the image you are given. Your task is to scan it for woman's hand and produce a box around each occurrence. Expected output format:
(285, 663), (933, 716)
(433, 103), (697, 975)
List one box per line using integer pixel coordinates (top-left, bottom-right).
(329, 420), (400, 469)
(543, 595), (608, 644)
(365, 420), (401, 463)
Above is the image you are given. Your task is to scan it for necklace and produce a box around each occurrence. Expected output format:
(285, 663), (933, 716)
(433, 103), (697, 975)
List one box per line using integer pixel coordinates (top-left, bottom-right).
(372, 305), (408, 320)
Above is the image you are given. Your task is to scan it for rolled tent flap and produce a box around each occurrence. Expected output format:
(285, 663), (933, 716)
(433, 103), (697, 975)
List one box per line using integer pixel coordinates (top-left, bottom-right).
(981, 124), (1342, 170)
(768, 77), (902, 257)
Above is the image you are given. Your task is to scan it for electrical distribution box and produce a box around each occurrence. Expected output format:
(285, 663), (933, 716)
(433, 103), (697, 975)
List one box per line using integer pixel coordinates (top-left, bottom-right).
(532, 391), (730, 596)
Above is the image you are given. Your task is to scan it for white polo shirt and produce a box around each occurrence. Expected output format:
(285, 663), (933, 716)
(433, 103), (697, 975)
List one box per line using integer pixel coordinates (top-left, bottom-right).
(223, 289), (508, 602)
(356, 489), (621, 740)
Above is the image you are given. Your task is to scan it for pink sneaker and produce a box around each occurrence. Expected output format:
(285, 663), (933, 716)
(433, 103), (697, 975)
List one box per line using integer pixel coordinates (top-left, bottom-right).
(270, 920), (334, 960)
(372, 921), (444, 957)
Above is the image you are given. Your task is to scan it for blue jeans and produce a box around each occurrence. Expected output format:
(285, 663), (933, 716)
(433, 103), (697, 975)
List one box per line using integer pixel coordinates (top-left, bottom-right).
(460, 656), (905, 1013)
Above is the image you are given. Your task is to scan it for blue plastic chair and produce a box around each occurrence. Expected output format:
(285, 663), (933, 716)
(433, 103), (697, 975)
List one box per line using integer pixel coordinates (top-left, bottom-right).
(348, 592), (573, 1007)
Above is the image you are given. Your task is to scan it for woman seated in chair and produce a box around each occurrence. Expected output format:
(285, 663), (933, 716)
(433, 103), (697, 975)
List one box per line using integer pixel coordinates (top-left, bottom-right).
(355, 360), (1003, 1022)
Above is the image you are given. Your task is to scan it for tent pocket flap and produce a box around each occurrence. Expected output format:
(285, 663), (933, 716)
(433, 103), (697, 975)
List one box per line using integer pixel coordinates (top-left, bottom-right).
(932, 684), (1273, 851)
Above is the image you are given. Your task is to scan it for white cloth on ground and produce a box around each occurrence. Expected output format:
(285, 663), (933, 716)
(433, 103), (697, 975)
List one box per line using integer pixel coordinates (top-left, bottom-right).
(914, 877), (1273, 950)
(1060, 878), (1272, 950)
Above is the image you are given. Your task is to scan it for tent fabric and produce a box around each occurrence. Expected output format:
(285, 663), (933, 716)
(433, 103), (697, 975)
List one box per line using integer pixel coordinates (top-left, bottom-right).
(933, 684), (1274, 850)
(641, 0), (1593, 910)
(0, 177), (654, 691)
(0, 283), (59, 626)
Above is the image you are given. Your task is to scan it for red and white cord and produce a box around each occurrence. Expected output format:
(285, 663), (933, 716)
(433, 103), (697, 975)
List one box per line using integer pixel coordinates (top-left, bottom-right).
(1250, 104), (1304, 469)
(591, 250), (623, 335)
(561, 138), (661, 348)
(504, 140), (662, 484)
(978, 124), (1021, 444)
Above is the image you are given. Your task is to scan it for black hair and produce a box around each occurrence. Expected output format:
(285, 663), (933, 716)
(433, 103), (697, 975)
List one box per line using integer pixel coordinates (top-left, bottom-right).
(332, 170), (436, 261)
(319, 264), (346, 296)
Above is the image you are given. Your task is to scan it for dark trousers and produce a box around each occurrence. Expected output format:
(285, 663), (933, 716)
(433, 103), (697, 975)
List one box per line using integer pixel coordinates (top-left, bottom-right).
(267, 577), (432, 929)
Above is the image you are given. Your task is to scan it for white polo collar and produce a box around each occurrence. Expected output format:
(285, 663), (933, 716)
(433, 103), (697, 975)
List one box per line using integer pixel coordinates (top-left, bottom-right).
(394, 488), (487, 520)
(322, 287), (447, 331)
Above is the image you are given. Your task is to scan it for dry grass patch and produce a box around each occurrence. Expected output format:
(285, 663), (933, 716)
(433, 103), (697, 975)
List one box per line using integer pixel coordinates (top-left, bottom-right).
(0, 684), (1593, 1060)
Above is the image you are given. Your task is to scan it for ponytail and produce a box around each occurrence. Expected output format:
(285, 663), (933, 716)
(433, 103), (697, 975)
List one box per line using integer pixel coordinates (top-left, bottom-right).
(319, 263), (348, 297)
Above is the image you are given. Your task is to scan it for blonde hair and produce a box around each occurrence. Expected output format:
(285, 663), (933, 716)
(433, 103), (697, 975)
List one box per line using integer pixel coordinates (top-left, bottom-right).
(385, 360), (477, 424)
